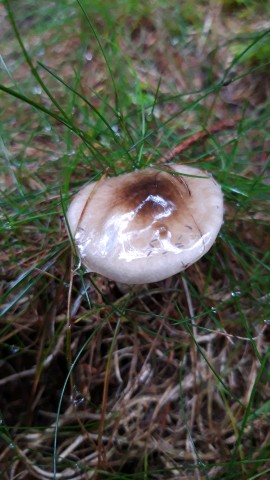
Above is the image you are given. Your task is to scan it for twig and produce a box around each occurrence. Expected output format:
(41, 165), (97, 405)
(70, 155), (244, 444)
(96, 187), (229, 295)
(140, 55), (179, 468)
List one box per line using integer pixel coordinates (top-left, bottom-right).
(165, 117), (239, 161)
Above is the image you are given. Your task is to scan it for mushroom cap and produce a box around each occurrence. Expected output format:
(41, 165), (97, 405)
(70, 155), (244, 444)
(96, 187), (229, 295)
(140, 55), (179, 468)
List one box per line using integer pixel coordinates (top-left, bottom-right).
(67, 164), (223, 284)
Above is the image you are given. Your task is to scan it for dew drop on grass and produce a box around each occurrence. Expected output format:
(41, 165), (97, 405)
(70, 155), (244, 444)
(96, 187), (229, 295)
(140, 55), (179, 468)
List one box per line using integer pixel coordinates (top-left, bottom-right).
(67, 149), (75, 156)
(72, 386), (84, 408)
(73, 396), (84, 408)
(9, 345), (20, 354)
(211, 307), (217, 314)
(231, 290), (241, 298)
(37, 47), (45, 57)
(171, 37), (179, 46)
(85, 50), (93, 61)
(111, 124), (120, 137)
(4, 221), (12, 230)
(32, 86), (42, 95)
(43, 125), (52, 132)
(49, 154), (60, 162)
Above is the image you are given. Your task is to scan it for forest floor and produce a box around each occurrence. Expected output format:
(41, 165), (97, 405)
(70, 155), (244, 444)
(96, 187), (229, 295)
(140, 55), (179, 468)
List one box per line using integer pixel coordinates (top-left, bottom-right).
(1, 1), (270, 479)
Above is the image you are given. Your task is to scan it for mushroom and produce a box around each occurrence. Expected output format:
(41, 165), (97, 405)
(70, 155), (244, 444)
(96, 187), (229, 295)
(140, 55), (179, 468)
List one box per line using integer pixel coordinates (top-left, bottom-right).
(67, 164), (223, 284)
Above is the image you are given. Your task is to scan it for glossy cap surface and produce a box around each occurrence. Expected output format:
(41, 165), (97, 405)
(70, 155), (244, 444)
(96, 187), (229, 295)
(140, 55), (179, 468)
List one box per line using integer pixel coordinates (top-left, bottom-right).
(67, 164), (223, 283)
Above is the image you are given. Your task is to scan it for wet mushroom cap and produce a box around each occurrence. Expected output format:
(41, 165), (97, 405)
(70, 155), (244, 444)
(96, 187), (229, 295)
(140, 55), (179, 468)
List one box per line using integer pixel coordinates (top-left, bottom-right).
(67, 164), (223, 284)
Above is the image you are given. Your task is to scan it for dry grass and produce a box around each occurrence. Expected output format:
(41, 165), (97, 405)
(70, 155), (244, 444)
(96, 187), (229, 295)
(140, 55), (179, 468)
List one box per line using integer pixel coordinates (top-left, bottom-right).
(1, 1), (270, 479)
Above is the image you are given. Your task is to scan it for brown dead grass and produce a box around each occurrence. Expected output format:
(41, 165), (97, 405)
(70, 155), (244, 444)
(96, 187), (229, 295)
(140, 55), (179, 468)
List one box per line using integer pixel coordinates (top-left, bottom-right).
(1, 2), (270, 479)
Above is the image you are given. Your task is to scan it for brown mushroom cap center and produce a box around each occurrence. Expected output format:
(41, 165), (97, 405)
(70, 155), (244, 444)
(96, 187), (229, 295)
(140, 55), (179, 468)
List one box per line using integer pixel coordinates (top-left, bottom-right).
(112, 170), (190, 228)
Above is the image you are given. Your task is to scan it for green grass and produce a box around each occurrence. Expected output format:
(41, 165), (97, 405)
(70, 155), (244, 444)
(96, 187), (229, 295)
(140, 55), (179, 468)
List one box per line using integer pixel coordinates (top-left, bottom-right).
(1, 0), (270, 479)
